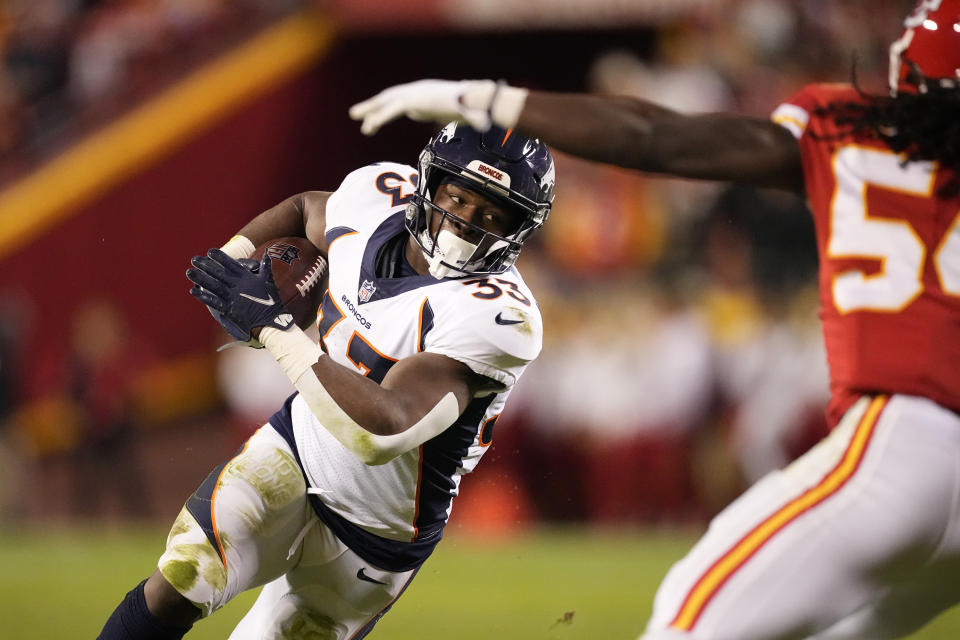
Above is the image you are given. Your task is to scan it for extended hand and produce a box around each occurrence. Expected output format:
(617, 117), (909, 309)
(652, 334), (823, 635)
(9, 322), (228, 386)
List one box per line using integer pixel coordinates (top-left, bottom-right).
(349, 79), (501, 135)
(187, 249), (295, 343)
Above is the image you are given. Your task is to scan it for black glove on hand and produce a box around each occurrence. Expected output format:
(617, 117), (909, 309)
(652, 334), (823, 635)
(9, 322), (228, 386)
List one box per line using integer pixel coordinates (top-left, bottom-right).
(187, 248), (293, 343)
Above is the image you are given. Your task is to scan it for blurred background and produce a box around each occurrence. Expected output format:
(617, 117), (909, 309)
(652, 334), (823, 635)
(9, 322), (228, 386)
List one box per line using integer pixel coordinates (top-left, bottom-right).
(1, 0), (907, 530)
(0, 0), (943, 637)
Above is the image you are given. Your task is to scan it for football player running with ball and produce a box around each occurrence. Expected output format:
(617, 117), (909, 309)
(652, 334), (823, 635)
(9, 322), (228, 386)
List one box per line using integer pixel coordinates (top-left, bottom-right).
(97, 122), (555, 639)
(351, 1), (960, 638)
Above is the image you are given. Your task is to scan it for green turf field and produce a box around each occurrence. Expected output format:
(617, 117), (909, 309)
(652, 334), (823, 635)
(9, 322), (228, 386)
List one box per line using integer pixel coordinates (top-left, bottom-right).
(2, 525), (958, 639)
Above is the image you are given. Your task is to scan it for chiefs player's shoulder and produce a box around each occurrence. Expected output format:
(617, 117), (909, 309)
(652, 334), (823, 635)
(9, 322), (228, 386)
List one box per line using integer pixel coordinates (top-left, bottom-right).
(773, 82), (865, 140)
(789, 82), (859, 107)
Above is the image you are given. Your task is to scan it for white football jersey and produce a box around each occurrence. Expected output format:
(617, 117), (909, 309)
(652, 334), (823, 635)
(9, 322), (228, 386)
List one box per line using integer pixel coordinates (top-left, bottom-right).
(268, 162), (541, 569)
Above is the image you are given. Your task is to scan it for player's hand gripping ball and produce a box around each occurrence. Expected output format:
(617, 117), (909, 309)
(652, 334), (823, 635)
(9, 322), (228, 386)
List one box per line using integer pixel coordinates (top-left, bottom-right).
(187, 237), (327, 344)
(250, 237), (328, 330)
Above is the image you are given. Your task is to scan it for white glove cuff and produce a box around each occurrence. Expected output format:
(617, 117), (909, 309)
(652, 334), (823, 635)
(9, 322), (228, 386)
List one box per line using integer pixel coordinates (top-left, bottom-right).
(459, 81), (528, 130)
(489, 84), (529, 129)
(259, 326), (324, 382)
(220, 235), (256, 260)
(459, 80), (496, 111)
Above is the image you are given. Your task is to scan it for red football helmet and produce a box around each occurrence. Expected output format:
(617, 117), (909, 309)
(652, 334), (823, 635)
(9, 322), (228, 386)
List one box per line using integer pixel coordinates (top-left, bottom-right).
(889, 0), (960, 94)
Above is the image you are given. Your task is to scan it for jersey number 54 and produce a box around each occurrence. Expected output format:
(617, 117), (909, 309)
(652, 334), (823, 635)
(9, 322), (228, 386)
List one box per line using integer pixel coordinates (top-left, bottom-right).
(828, 146), (960, 313)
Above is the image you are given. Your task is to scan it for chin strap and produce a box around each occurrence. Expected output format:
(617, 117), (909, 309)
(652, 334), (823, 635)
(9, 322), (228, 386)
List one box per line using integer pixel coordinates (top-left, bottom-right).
(424, 228), (479, 278)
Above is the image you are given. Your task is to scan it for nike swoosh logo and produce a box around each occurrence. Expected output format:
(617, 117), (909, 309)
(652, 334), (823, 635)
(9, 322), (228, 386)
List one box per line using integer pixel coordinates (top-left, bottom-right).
(239, 292), (275, 306)
(495, 312), (524, 326)
(356, 567), (388, 585)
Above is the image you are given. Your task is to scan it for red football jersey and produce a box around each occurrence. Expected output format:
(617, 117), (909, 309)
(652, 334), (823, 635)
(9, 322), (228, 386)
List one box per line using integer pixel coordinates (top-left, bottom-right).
(773, 84), (960, 426)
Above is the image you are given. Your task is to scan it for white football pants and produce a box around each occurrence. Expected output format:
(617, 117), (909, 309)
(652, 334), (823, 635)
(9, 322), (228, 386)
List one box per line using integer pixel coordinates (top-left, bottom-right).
(157, 426), (416, 639)
(642, 394), (960, 640)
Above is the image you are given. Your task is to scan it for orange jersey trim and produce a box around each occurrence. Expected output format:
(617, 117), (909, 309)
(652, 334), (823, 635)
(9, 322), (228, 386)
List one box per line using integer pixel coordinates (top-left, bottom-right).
(670, 395), (889, 631)
(417, 297), (429, 353)
(327, 230), (359, 250)
(210, 437), (253, 571)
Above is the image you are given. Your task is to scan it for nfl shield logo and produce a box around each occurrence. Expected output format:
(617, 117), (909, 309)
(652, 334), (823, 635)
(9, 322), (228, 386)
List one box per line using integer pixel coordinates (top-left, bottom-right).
(359, 280), (376, 302)
(266, 243), (300, 264)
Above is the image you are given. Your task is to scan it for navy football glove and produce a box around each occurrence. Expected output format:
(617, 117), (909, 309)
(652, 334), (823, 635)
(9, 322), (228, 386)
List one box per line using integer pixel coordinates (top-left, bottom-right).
(187, 248), (295, 343)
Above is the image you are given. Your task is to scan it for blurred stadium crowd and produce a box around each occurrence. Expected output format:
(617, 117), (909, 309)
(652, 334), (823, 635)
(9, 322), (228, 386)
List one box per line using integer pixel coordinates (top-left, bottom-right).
(0, 0), (303, 181)
(0, 0), (912, 530)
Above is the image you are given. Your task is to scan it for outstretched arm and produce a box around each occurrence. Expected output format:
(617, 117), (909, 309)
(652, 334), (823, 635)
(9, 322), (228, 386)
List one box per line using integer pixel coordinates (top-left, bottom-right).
(350, 80), (804, 192)
(518, 92), (803, 191)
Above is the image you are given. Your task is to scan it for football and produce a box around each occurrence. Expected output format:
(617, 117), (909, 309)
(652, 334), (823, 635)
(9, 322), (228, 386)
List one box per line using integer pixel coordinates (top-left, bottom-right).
(251, 236), (328, 330)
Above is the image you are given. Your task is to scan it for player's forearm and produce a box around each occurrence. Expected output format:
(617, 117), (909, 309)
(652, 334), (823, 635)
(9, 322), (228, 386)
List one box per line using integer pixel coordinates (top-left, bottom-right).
(516, 92), (765, 178)
(224, 191), (330, 258)
(295, 369), (459, 465)
(307, 352), (421, 436)
(258, 327), (460, 464)
(259, 325), (410, 434)
(517, 92), (675, 171)
(232, 193), (309, 249)
(518, 92), (803, 188)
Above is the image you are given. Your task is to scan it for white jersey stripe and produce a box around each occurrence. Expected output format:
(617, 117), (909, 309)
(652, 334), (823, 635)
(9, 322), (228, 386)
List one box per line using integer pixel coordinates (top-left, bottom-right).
(772, 103), (810, 139)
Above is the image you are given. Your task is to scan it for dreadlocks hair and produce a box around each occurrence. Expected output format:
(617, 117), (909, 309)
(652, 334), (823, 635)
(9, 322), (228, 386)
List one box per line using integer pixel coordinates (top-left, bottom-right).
(813, 61), (960, 198)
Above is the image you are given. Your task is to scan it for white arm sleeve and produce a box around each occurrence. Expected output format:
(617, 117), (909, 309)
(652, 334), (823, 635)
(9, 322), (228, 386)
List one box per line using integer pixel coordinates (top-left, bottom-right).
(259, 327), (461, 465)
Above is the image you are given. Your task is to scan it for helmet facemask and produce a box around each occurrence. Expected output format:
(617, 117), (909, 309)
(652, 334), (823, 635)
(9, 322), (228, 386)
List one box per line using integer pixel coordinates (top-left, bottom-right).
(407, 188), (526, 278)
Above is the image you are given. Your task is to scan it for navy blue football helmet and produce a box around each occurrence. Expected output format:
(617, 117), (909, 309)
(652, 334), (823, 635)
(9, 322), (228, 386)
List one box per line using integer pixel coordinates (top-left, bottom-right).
(406, 121), (556, 276)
